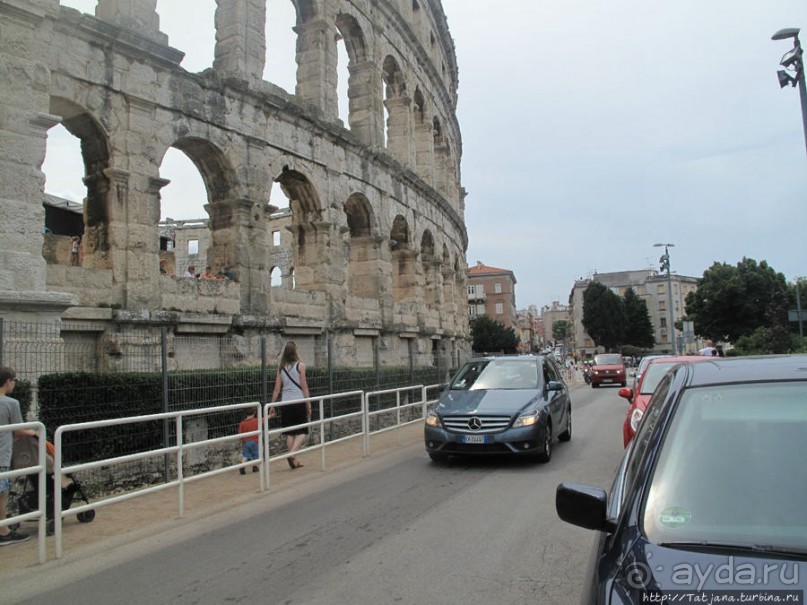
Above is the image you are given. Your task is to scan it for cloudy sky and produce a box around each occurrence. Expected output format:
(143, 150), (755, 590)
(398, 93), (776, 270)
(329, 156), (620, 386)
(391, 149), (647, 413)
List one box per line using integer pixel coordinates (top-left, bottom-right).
(51, 0), (807, 308)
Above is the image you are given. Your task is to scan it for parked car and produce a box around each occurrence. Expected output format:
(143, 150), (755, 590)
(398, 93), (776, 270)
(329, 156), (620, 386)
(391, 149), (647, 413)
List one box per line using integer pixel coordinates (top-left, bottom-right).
(556, 355), (807, 604)
(589, 353), (626, 388)
(424, 355), (571, 463)
(630, 354), (666, 391)
(618, 355), (708, 447)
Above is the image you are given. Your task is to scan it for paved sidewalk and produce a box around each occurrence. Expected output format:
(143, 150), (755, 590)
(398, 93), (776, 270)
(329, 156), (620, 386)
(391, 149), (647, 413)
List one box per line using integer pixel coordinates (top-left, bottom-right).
(0, 423), (423, 575)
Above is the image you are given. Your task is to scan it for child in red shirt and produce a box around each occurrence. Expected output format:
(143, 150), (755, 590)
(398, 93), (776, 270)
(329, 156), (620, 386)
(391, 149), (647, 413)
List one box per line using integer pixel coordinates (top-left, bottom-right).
(238, 411), (260, 474)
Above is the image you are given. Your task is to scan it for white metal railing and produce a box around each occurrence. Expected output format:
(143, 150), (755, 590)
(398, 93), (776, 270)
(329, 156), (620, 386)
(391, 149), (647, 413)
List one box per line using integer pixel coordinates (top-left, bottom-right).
(1, 421), (48, 563)
(38, 384), (440, 561)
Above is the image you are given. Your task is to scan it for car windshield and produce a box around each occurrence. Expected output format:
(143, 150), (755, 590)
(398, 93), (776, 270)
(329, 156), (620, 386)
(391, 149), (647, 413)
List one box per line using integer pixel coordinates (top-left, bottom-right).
(594, 354), (622, 365)
(638, 362), (679, 395)
(642, 382), (807, 550)
(450, 359), (539, 390)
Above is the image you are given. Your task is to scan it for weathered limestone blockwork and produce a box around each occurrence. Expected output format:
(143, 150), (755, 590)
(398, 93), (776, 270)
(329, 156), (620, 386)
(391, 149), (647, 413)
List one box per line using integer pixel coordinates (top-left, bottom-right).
(0, 0), (470, 370)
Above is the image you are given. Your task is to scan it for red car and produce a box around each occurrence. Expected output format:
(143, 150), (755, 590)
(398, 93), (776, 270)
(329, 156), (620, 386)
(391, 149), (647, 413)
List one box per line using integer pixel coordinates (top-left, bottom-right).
(618, 355), (710, 446)
(589, 353), (626, 388)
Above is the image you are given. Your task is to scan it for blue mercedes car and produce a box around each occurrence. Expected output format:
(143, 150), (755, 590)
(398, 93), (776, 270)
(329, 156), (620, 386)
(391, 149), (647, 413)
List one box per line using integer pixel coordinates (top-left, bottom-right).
(556, 355), (807, 604)
(424, 355), (572, 463)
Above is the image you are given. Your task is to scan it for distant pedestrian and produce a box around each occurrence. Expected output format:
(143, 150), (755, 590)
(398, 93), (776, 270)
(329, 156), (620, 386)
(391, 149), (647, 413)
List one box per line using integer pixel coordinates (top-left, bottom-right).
(70, 236), (80, 266)
(699, 340), (717, 357)
(182, 265), (197, 278)
(237, 410), (260, 474)
(269, 342), (311, 470)
(0, 366), (36, 546)
(200, 266), (215, 280)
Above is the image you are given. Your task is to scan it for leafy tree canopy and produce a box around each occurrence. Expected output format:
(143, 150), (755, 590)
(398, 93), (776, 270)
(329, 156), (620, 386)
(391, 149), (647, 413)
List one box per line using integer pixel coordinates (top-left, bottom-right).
(685, 258), (789, 343)
(470, 315), (519, 354)
(552, 320), (571, 343)
(622, 287), (655, 349)
(582, 281), (625, 351)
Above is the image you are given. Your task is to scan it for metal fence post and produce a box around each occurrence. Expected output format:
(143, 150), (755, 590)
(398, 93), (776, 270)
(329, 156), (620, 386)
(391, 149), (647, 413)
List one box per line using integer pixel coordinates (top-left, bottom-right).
(161, 326), (170, 482)
(260, 336), (267, 407)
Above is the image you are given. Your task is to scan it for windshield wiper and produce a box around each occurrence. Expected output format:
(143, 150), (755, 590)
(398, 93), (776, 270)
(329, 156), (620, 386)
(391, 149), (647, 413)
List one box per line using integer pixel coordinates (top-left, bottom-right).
(660, 541), (807, 559)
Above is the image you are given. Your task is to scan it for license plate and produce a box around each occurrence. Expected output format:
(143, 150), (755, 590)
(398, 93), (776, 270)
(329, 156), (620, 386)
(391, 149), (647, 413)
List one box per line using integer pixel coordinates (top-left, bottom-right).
(462, 434), (488, 444)
(602, 378), (614, 383)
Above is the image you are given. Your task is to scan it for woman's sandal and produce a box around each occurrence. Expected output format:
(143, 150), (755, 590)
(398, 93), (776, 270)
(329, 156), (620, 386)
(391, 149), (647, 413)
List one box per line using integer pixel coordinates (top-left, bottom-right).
(293, 460), (304, 469)
(287, 457), (296, 469)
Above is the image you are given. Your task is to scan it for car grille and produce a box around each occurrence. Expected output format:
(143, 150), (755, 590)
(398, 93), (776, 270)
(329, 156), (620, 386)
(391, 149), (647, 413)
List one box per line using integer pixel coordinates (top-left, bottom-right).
(441, 415), (512, 433)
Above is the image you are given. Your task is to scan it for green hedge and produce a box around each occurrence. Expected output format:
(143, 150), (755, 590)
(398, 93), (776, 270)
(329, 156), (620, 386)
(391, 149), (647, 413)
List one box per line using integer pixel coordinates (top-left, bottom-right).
(35, 365), (446, 463)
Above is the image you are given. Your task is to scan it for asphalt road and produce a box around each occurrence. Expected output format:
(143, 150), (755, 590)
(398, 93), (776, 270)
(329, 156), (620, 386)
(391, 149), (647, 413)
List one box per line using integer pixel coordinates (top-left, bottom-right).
(6, 384), (628, 605)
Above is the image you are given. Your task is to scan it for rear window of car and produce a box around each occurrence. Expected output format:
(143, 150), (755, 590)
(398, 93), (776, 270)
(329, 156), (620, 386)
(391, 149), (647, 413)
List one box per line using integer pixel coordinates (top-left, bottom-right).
(594, 354), (623, 366)
(450, 359), (539, 390)
(642, 382), (807, 550)
(638, 362), (679, 395)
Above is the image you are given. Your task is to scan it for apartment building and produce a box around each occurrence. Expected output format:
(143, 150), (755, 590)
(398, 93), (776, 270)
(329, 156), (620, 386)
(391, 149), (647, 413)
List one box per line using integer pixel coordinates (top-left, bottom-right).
(467, 261), (518, 331)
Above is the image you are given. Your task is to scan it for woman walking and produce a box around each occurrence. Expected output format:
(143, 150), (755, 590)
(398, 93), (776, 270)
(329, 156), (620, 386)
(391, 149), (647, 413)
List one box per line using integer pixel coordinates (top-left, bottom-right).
(270, 342), (311, 469)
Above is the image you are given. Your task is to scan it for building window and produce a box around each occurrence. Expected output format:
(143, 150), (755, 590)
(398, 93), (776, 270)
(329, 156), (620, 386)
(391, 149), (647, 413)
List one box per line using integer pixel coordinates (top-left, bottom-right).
(188, 239), (198, 255)
(660, 318), (667, 328)
(495, 303), (503, 315)
(659, 301), (666, 311)
(494, 283), (502, 294)
(272, 231), (280, 246)
(657, 284), (665, 294)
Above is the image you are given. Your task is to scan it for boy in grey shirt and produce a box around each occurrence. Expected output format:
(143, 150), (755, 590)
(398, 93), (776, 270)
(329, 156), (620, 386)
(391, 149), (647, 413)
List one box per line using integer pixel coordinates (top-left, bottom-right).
(0, 366), (36, 546)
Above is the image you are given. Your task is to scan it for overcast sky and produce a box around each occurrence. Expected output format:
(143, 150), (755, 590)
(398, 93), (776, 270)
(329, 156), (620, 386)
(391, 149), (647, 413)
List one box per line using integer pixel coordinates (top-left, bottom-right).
(50, 0), (807, 308)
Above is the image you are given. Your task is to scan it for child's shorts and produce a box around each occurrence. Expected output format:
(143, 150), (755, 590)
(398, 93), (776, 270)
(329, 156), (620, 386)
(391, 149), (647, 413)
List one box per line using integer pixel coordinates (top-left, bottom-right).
(241, 441), (259, 461)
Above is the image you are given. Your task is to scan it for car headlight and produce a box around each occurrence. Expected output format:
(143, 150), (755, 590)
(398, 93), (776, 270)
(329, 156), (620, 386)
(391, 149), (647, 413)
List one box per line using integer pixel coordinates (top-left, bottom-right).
(425, 412), (442, 427)
(513, 411), (540, 427)
(629, 408), (644, 432)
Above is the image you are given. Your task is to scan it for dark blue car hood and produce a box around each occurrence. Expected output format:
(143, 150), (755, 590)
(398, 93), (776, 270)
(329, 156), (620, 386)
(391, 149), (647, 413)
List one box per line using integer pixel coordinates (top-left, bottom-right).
(610, 539), (806, 602)
(436, 388), (541, 415)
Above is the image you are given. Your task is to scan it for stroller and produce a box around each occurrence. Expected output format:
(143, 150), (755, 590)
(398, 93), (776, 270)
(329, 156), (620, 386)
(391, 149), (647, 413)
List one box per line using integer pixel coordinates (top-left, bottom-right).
(8, 435), (96, 535)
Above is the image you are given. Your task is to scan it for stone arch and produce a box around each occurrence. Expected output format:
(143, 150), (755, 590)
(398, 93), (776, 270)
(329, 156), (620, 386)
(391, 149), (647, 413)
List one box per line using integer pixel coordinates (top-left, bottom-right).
(420, 230), (438, 308)
(275, 166), (322, 290)
(383, 55), (412, 166)
(164, 137), (241, 273)
(48, 96), (113, 269)
(336, 12), (379, 144)
(390, 215), (415, 302)
(413, 86), (434, 181)
(344, 192), (379, 300)
(433, 116), (449, 199)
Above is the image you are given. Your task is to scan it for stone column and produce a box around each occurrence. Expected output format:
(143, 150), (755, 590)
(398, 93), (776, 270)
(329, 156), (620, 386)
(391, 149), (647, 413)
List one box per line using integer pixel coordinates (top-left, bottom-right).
(415, 121), (435, 184)
(384, 96), (413, 168)
(0, 1), (76, 316)
(294, 18), (338, 121)
(207, 197), (272, 314)
(213, 0), (266, 82)
(95, 0), (168, 45)
(347, 61), (384, 147)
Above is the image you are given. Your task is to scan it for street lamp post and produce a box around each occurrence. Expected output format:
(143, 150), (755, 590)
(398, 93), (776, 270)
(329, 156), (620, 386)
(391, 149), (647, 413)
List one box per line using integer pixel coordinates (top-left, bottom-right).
(772, 27), (807, 157)
(654, 243), (676, 355)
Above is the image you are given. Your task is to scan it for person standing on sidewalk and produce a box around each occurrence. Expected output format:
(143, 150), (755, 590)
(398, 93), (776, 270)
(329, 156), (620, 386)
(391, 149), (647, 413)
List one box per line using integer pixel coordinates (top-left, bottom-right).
(269, 342), (311, 470)
(0, 366), (36, 546)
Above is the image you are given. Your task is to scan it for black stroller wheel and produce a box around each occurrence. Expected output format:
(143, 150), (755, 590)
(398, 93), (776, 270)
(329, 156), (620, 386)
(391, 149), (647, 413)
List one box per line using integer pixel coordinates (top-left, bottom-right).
(77, 509), (95, 523)
(47, 519), (55, 536)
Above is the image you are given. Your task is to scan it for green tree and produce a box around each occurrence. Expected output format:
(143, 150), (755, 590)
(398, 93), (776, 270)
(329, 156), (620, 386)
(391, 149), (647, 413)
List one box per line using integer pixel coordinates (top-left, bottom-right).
(470, 315), (519, 354)
(582, 281), (626, 351)
(552, 320), (571, 344)
(685, 258), (789, 343)
(622, 287), (655, 349)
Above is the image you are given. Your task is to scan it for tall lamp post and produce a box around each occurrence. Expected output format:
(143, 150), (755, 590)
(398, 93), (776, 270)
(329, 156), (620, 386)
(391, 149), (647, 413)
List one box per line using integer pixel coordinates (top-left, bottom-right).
(654, 243), (676, 355)
(772, 27), (807, 157)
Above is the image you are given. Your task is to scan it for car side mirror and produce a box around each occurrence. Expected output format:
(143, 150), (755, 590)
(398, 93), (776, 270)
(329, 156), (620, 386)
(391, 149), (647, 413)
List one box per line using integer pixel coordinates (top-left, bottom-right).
(555, 482), (616, 533)
(618, 387), (633, 402)
(545, 380), (564, 392)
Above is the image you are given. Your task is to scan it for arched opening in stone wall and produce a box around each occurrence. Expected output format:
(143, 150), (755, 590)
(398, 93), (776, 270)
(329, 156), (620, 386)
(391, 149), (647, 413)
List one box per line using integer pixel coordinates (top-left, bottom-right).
(42, 123), (85, 268)
(275, 167), (321, 291)
(161, 137), (239, 279)
(264, 0), (297, 93)
(344, 192), (379, 300)
(383, 55), (408, 161)
(412, 86), (434, 183)
(45, 97), (112, 270)
(335, 13), (369, 137)
(390, 214), (415, 302)
(420, 230), (438, 309)
(270, 266), (282, 287)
